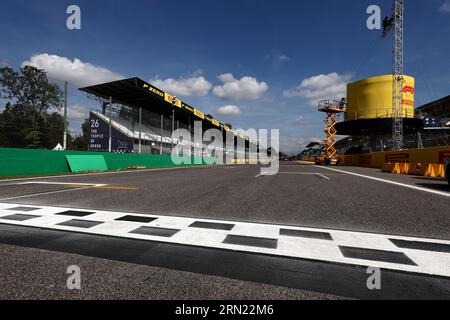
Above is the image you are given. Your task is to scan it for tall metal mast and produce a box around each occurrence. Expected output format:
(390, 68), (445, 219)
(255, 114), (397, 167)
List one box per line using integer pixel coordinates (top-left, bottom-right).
(391, 0), (405, 150)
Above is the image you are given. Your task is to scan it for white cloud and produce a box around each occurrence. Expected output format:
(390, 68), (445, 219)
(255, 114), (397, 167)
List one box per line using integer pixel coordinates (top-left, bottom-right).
(439, 1), (450, 13)
(216, 105), (242, 116)
(283, 72), (353, 106)
(21, 53), (124, 87)
(151, 76), (212, 97)
(278, 55), (290, 62)
(66, 104), (89, 121)
(213, 73), (269, 100)
(295, 116), (306, 124)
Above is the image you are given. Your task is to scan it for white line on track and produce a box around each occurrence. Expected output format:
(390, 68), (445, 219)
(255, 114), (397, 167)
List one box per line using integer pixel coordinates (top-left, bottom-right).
(255, 172), (330, 179)
(255, 173), (278, 178)
(315, 166), (450, 198)
(0, 165), (210, 183)
(0, 186), (94, 201)
(18, 182), (106, 186)
(315, 173), (331, 180)
(278, 172), (331, 180)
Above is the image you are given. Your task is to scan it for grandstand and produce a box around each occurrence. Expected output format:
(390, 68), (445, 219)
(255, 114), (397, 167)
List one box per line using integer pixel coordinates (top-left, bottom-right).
(80, 77), (254, 160)
(92, 110), (230, 157)
(416, 95), (450, 127)
(298, 142), (324, 160)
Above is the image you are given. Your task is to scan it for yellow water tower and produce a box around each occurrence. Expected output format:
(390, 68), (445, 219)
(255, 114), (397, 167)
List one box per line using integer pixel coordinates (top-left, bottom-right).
(346, 75), (415, 121)
(335, 75), (422, 136)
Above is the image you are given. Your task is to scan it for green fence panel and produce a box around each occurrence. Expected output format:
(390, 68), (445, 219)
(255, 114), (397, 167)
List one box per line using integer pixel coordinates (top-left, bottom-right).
(0, 148), (70, 176)
(0, 148), (215, 177)
(66, 155), (108, 173)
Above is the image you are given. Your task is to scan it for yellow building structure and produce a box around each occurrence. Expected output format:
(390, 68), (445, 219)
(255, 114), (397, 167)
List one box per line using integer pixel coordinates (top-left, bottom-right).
(346, 75), (415, 121)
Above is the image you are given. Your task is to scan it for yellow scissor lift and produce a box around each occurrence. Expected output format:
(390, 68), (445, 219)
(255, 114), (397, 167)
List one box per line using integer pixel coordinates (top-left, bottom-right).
(318, 99), (347, 165)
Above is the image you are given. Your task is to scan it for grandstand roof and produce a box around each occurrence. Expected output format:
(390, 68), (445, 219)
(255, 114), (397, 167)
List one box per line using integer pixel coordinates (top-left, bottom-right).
(417, 95), (450, 116)
(80, 77), (249, 142)
(305, 142), (321, 148)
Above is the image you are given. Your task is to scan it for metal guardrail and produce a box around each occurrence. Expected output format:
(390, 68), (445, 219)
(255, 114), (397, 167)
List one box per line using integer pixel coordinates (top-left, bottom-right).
(342, 108), (419, 121)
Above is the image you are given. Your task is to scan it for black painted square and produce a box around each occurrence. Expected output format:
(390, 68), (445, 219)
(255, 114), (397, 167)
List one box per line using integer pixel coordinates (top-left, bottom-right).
(0, 214), (41, 221)
(339, 246), (417, 266)
(280, 228), (333, 241)
(56, 210), (95, 217)
(390, 239), (450, 253)
(7, 206), (40, 212)
(58, 219), (102, 229)
(115, 215), (157, 223)
(189, 221), (235, 231)
(130, 226), (179, 237)
(223, 235), (278, 249)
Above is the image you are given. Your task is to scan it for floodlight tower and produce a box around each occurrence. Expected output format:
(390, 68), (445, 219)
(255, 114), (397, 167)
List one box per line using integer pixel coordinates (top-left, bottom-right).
(384, 0), (405, 150)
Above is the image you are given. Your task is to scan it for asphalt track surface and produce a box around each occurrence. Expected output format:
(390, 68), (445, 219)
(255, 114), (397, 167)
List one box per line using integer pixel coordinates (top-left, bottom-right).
(0, 162), (449, 299)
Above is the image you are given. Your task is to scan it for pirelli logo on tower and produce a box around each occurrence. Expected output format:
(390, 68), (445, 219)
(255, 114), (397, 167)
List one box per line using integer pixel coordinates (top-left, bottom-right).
(138, 79), (228, 132)
(194, 109), (205, 119)
(181, 102), (194, 113)
(142, 82), (165, 98)
(164, 93), (182, 108)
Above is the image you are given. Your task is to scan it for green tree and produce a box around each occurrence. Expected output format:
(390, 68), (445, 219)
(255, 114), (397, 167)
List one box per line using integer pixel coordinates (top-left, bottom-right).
(71, 119), (90, 150)
(0, 66), (62, 112)
(0, 66), (64, 149)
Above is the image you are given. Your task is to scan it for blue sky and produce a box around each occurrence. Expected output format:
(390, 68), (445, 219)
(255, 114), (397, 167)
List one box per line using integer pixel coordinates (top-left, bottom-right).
(1, 0), (449, 154)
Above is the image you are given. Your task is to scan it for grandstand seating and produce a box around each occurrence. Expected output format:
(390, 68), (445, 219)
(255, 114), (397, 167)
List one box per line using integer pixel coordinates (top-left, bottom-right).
(92, 111), (233, 156)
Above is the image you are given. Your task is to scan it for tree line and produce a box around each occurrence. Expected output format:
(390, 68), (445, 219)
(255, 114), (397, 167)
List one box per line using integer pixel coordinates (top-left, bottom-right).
(0, 66), (88, 150)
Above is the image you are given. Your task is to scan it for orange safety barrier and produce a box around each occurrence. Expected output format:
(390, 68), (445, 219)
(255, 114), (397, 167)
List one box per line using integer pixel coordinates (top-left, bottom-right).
(382, 163), (406, 174)
(338, 147), (450, 169)
(423, 164), (446, 178)
(382, 162), (445, 177)
(400, 163), (411, 174)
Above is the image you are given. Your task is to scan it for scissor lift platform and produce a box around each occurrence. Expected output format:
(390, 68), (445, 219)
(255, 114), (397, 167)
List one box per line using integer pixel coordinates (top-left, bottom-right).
(318, 100), (347, 159)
